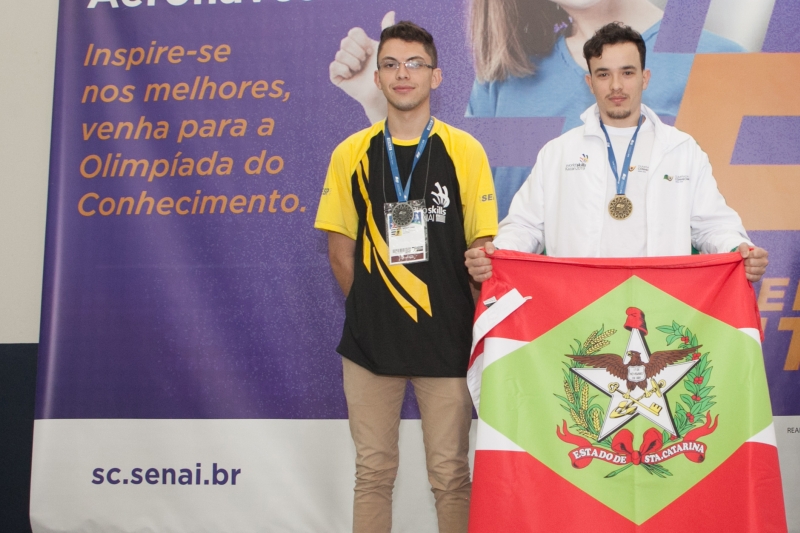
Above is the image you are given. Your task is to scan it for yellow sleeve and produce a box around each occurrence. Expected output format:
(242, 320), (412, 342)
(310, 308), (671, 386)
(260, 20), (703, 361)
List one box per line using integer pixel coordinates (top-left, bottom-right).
(439, 124), (498, 245)
(314, 138), (360, 240)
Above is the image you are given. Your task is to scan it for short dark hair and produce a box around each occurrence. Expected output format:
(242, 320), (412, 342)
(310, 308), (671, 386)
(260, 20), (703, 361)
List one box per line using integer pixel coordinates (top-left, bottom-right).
(378, 21), (438, 68)
(583, 22), (646, 71)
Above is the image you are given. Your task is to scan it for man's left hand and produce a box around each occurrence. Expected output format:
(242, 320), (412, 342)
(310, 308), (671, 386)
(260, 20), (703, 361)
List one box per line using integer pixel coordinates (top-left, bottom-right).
(738, 243), (768, 283)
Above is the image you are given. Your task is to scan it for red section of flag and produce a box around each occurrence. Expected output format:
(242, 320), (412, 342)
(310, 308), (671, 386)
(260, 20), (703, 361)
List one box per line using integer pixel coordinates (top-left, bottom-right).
(471, 252), (760, 365)
(469, 444), (786, 533)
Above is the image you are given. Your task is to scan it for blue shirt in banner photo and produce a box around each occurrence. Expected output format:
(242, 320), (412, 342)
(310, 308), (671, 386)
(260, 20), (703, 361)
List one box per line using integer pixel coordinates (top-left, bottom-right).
(467, 21), (744, 219)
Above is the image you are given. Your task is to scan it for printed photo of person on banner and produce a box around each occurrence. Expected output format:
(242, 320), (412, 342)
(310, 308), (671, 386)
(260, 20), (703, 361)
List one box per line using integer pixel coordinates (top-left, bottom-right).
(328, 0), (771, 218)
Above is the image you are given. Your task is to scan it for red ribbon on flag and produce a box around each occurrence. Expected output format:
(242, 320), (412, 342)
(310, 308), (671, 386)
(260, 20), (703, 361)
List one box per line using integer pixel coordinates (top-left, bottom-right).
(680, 411), (718, 463)
(556, 421), (594, 468)
(611, 428), (663, 465)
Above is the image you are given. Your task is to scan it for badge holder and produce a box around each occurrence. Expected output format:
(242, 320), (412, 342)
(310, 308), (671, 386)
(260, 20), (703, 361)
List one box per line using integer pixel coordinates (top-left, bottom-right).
(385, 199), (428, 265)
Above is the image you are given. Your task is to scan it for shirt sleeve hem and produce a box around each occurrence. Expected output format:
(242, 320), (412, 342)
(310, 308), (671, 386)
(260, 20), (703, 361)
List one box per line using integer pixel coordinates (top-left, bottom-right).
(467, 227), (498, 244)
(314, 221), (357, 240)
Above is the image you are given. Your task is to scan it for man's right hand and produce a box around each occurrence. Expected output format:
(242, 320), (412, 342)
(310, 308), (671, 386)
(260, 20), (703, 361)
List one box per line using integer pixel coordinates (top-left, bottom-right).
(465, 241), (496, 283)
(329, 11), (395, 124)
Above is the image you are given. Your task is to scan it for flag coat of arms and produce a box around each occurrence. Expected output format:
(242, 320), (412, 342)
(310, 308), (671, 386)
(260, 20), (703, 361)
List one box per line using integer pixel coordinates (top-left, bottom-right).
(467, 250), (786, 532)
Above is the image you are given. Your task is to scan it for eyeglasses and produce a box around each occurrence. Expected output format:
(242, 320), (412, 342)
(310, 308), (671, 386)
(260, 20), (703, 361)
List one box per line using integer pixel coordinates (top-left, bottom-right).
(378, 60), (435, 71)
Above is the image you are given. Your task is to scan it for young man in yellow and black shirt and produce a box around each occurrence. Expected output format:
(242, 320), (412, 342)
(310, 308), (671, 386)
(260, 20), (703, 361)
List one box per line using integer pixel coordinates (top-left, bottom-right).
(315, 21), (497, 533)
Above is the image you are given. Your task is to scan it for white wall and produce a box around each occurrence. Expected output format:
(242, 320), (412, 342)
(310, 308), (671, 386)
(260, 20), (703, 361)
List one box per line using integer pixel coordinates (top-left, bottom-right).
(0, 1), (59, 344)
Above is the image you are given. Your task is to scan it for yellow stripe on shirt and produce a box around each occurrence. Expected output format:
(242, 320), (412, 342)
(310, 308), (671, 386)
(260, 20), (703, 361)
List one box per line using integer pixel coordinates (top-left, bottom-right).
(355, 162), (433, 318)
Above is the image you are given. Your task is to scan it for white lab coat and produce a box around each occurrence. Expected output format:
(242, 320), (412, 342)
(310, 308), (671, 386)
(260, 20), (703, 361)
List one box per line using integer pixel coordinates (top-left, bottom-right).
(493, 104), (750, 257)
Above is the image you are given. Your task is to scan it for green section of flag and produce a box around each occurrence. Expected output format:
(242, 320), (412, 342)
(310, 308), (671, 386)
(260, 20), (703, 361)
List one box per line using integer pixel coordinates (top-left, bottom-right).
(479, 276), (772, 524)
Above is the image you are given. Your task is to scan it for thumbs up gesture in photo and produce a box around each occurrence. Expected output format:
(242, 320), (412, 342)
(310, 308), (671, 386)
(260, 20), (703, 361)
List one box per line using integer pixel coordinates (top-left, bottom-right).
(329, 11), (395, 124)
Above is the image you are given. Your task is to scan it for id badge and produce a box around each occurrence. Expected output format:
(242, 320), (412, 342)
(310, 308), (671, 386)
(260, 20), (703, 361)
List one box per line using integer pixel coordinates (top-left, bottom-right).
(384, 199), (428, 265)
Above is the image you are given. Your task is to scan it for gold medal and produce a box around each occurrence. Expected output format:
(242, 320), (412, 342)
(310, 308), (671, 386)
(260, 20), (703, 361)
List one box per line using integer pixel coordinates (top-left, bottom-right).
(608, 195), (633, 220)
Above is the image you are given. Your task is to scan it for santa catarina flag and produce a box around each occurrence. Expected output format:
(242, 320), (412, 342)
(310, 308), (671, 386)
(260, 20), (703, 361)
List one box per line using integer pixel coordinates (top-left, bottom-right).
(467, 250), (786, 533)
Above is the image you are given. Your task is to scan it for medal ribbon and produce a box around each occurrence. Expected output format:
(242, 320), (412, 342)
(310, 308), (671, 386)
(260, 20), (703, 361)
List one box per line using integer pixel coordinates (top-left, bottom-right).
(384, 117), (435, 203)
(599, 114), (644, 197)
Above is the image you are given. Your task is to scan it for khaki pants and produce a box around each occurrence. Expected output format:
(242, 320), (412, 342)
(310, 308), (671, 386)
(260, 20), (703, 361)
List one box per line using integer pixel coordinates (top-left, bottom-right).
(342, 357), (473, 533)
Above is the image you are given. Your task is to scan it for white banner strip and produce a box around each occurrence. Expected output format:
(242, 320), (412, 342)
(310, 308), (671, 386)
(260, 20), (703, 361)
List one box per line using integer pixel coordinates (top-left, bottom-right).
(30, 419), (477, 533)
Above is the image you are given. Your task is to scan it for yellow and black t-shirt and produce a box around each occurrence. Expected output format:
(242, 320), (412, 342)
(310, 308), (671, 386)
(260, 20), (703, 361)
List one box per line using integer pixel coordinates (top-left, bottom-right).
(315, 119), (498, 377)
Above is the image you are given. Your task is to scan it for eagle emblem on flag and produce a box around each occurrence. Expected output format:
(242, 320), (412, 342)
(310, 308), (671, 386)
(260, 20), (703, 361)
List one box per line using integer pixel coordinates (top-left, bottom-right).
(555, 307), (718, 477)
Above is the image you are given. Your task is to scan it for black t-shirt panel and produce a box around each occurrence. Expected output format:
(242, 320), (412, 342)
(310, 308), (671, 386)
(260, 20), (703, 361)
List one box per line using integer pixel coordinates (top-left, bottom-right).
(336, 132), (476, 377)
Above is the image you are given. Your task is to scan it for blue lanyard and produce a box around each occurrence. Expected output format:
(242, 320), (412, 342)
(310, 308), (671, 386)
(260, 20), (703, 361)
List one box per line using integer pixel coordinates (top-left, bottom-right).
(599, 115), (644, 196)
(384, 117), (435, 203)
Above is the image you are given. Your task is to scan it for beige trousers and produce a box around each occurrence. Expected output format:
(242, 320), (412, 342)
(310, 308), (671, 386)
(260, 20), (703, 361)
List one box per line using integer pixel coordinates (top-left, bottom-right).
(342, 357), (473, 533)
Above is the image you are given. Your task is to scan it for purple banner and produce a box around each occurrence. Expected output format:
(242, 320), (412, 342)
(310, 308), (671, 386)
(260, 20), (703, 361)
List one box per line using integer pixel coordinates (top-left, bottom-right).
(762, 0), (800, 52)
(731, 116), (800, 165)
(751, 231), (800, 417)
(40, 0), (457, 419)
(38, 0), (798, 424)
(653, 0), (711, 53)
